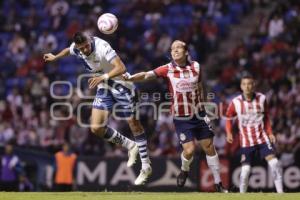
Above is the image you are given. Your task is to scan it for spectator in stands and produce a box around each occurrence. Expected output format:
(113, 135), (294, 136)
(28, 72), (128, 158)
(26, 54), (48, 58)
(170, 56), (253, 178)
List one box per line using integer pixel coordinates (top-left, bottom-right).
(202, 17), (219, 51)
(6, 87), (22, 116)
(268, 13), (284, 38)
(0, 143), (21, 191)
(18, 173), (34, 191)
(0, 122), (15, 146)
(37, 31), (58, 53)
(48, 0), (69, 31)
(69, 123), (88, 153)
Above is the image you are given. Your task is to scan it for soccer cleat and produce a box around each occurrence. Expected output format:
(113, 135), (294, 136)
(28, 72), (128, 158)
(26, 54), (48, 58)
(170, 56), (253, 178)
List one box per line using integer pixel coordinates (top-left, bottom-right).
(134, 166), (152, 185)
(215, 182), (228, 193)
(127, 144), (139, 167)
(177, 170), (189, 187)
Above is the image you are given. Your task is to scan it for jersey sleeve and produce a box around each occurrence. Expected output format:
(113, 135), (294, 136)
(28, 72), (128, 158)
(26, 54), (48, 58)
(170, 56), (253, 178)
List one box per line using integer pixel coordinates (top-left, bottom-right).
(102, 42), (117, 63)
(225, 101), (237, 135)
(153, 65), (168, 78)
(69, 43), (76, 55)
(263, 99), (273, 135)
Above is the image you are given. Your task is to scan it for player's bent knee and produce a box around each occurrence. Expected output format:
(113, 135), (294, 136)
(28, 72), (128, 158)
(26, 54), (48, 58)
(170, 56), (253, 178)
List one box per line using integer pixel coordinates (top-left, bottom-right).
(202, 141), (215, 154)
(183, 145), (195, 156)
(265, 154), (276, 161)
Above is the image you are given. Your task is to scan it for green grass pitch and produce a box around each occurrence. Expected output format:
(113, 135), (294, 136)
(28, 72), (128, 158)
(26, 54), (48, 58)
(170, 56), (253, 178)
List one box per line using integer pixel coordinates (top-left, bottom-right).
(0, 192), (299, 200)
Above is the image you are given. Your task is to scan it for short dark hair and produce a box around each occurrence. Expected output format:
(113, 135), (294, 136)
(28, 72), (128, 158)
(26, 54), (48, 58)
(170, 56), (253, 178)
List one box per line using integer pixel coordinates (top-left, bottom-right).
(73, 32), (87, 44)
(241, 71), (254, 80)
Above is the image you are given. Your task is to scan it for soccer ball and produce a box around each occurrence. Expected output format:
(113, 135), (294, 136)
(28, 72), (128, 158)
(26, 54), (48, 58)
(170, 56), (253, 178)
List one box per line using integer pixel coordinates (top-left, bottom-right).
(97, 13), (118, 34)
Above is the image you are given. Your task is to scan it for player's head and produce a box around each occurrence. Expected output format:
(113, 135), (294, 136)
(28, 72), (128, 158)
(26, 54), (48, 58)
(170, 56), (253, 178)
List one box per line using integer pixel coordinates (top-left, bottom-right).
(73, 32), (92, 56)
(171, 40), (189, 64)
(240, 72), (255, 96)
(62, 142), (70, 153)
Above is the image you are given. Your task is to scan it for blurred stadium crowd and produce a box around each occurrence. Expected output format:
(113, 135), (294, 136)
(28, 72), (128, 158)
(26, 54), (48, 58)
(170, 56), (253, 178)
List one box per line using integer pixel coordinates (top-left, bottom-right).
(0, 0), (299, 168)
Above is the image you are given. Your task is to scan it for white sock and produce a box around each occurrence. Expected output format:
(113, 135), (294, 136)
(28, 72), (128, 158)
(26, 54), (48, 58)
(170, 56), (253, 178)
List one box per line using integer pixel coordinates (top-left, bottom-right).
(240, 164), (251, 193)
(104, 127), (135, 150)
(134, 133), (151, 170)
(268, 158), (283, 193)
(181, 152), (193, 171)
(206, 154), (221, 184)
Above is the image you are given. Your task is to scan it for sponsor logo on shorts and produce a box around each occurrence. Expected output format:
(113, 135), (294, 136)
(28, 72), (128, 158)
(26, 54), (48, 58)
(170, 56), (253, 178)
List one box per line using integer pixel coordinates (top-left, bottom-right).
(267, 142), (273, 150)
(180, 133), (186, 142)
(93, 98), (103, 106)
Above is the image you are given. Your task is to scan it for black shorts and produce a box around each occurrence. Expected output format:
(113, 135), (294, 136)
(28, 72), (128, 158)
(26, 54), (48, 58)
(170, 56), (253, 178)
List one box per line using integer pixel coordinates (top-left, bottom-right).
(173, 111), (214, 144)
(240, 143), (275, 164)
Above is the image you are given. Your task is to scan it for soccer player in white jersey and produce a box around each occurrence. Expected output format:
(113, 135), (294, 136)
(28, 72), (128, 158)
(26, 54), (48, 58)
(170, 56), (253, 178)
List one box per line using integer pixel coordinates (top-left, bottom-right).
(226, 73), (283, 193)
(123, 40), (227, 192)
(43, 32), (152, 185)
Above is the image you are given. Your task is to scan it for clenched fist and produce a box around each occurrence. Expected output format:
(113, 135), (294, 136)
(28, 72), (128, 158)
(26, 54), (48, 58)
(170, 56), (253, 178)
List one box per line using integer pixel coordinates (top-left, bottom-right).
(43, 53), (56, 62)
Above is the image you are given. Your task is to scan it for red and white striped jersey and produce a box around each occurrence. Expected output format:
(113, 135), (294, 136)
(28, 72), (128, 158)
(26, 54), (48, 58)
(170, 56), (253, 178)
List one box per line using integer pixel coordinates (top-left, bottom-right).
(153, 61), (203, 117)
(225, 92), (273, 148)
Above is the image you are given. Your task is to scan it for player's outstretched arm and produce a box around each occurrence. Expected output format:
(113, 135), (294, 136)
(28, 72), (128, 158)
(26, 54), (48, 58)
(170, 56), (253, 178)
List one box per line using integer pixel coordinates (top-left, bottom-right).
(123, 71), (157, 82)
(43, 48), (70, 62)
(88, 55), (127, 89)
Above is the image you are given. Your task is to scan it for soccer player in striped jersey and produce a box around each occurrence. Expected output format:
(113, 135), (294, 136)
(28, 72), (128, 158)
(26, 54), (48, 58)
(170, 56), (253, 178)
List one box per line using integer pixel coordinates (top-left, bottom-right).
(225, 73), (283, 193)
(124, 40), (227, 192)
(43, 32), (152, 185)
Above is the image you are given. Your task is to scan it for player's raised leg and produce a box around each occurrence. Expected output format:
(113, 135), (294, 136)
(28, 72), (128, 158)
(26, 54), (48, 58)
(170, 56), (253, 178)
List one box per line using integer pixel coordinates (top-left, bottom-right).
(90, 108), (138, 164)
(199, 138), (228, 192)
(265, 154), (283, 193)
(127, 117), (152, 185)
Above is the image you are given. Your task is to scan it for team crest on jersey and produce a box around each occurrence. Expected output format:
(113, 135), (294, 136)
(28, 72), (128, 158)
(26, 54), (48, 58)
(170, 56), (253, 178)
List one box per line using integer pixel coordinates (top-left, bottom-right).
(183, 70), (190, 78)
(180, 133), (186, 141)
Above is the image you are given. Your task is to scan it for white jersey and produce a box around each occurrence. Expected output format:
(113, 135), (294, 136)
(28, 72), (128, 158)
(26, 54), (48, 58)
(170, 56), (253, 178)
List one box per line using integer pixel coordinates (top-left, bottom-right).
(69, 36), (134, 91)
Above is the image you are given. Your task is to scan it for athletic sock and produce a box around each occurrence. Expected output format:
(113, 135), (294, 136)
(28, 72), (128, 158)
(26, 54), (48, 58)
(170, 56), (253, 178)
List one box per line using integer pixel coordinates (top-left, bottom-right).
(268, 158), (283, 193)
(103, 126), (135, 150)
(134, 133), (151, 170)
(181, 152), (193, 171)
(206, 154), (221, 184)
(240, 164), (251, 193)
